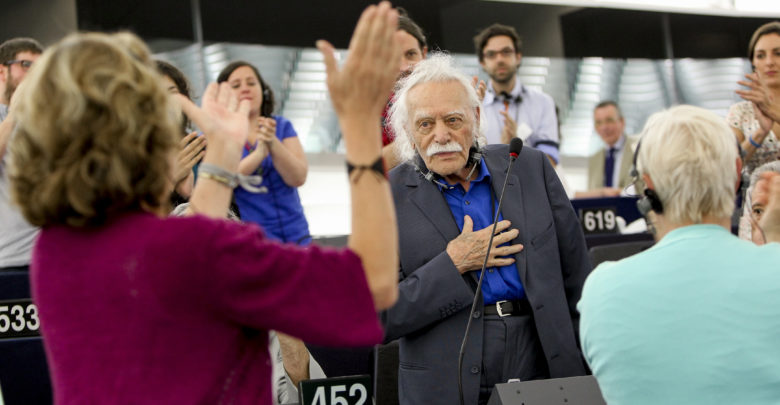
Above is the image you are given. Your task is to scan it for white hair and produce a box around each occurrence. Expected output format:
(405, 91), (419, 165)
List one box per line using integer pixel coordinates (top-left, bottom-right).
(389, 53), (485, 163)
(636, 105), (738, 225)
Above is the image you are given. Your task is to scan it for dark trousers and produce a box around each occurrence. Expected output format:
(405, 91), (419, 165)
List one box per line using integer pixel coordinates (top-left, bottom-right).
(478, 313), (549, 405)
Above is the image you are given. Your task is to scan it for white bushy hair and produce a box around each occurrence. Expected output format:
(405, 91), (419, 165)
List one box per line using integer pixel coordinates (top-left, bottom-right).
(389, 52), (486, 162)
(637, 105), (739, 224)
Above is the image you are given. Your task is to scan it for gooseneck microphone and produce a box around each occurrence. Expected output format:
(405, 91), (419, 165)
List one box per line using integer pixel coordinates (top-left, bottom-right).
(457, 138), (523, 405)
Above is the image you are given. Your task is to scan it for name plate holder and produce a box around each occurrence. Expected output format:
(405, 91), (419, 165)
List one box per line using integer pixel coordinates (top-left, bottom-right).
(578, 206), (619, 235)
(0, 298), (41, 339)
(298, 374), (371, 405)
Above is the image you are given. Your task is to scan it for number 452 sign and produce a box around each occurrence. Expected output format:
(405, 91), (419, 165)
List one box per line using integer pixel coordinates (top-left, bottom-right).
(299, 375), (371, 405)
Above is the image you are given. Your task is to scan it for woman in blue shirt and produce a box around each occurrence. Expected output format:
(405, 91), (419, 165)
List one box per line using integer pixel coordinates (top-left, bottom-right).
(217, 61), (311, 245)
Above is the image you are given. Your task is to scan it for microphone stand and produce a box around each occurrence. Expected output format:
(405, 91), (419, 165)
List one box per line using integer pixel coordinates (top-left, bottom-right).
(457, 142), (521, 405)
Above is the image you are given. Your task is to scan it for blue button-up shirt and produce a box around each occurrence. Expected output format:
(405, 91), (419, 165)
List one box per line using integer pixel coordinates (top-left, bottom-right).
(439, 159), (525, 304)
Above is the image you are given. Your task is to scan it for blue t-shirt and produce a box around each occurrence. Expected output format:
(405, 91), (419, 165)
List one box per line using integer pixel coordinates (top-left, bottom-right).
(234, 115), (310, 245)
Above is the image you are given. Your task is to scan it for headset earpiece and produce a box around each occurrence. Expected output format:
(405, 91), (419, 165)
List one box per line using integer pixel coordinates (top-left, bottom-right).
(637, 188), (664, 216)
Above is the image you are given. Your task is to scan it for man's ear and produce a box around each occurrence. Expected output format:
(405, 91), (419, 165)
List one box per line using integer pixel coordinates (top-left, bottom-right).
(421, 46), (428, 59)
(475, 106), (481, 125)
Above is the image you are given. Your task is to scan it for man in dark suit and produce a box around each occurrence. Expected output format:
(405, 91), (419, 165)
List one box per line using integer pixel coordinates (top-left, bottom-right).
(382, 53), (590, 405)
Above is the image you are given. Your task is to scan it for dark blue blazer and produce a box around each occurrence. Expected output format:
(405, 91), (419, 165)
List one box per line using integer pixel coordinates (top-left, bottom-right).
(382, 144), (590, 405)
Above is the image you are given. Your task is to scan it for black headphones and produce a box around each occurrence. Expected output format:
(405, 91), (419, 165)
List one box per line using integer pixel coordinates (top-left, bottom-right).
(631, 136), (747, 217)
(415, 145), (483, 189)
(630, 140), (664, 216)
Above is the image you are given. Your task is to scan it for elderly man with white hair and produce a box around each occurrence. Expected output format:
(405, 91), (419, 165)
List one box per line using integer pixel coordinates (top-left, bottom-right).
(578, 105), (780, 405)
(381, 53), (590, 405)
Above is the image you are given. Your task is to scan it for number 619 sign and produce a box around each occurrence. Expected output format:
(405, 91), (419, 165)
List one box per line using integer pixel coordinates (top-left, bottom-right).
(298, 375), (371, 405)
(579, 206), (619, 235)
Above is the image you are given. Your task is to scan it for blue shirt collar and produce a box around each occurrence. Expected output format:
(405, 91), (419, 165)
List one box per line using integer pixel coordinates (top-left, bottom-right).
(437, 157), (490, 192)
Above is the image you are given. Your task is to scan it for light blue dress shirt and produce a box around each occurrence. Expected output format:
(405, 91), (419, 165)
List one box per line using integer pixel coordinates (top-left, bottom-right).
(482, 80), (560, 163)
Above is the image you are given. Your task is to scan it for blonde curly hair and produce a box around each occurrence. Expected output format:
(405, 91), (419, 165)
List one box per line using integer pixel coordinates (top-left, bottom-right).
(8, 32), (179, 227)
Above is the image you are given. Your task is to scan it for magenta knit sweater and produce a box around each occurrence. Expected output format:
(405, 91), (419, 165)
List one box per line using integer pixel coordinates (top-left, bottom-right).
(31, 212), (382, 404)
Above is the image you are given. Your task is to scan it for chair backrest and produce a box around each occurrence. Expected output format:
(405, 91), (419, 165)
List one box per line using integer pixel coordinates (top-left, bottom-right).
(589, 240), (654, 268)
(0, 337), (52, 405)
(373, 340), (399, 405)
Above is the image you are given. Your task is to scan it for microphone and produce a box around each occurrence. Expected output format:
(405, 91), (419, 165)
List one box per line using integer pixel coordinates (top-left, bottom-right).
(509, 137), (523, 160)
(457, 138), (524, 405)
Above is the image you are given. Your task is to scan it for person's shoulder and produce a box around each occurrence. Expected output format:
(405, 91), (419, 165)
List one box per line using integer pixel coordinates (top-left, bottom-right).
(388, 160), (418, 188)
(272, 115), (291, 125)
(272, 115), (297, 136)
(728, 100), (752, 115)
(521, 84), (554, 103)
(166, 214), (255, 241)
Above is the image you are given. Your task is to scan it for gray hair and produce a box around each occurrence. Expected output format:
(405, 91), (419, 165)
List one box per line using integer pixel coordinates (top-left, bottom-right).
(636, 105), (738, 225)
(747, 160), (780, 208)
(389, 53), (485, 163)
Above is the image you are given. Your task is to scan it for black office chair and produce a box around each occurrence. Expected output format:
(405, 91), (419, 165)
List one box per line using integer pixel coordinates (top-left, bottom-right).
(0, 337), (52, 405)
(588, 240), (654, 268)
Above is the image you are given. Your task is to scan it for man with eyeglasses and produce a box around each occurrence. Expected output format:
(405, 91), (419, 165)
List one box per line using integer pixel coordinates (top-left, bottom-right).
(0, 37), (42, 123)
(574, 100), (639, 199)
(474, 24), (560, 167)
(0, 37), (43, 273)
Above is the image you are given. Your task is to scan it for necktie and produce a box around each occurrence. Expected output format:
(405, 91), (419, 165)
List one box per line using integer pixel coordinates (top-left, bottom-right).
(604, 147), (616, 188)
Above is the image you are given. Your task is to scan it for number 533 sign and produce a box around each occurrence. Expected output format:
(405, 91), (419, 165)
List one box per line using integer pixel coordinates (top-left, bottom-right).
(0, 299), (41, 339)
(299, 375), (371, 405)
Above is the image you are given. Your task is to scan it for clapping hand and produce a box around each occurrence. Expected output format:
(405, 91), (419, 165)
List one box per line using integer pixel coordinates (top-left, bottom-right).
(737, 72), (780, 123)
(500, 110), (517, 144)
(173, 132), (206, 185)
(757, 172), (780, 244)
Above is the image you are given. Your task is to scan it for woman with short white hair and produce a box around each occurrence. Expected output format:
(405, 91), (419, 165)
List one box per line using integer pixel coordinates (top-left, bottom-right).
(579, 105), (780, 405)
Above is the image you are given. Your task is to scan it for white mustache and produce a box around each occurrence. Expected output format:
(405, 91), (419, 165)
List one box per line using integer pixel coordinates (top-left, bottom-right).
(426, 142), (463, 157)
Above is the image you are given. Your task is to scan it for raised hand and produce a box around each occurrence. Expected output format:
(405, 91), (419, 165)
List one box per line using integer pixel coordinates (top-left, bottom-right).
(317, 2), (401, 124)
(754, 103), (774, 140)
(472, 76), (487, 102)
(758, 172), (780, 243)
(177, 83), (251, 169)
(446, 215), (524, 274)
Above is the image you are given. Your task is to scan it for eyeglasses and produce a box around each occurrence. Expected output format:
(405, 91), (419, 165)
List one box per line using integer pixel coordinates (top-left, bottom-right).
(5, 59), (34, 71)
(483, 48), (515, 60)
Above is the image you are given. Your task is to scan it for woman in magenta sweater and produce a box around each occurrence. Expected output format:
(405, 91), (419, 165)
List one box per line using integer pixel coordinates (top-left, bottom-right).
(6, 3), (402, 404)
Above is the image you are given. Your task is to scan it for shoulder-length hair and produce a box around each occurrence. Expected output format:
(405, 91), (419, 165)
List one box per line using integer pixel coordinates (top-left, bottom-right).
(8, 32), (179, 228)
